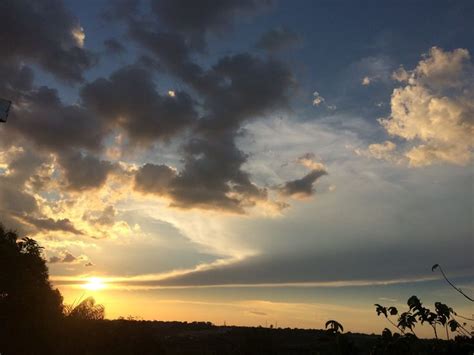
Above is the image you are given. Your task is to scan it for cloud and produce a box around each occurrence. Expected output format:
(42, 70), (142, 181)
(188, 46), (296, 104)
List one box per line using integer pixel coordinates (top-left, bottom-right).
(134, 164), (177, 195)
(354, 141), (400, 163)
(297, 153), (326, 171)
(58, 151), (116, 191)
(0, 149), (43, 232)
(134, 138), (269, 213)
(361, 76), (371, 86)
(9, 86), (106, 153)
(0, 0), (95, 82)
(149, 0), (274, 48)
(49, 251), (87, 264)
(126, 25), (295, 212)
(20, 216), (83, 235)
(256, 27), (301, 52)
(83, 205), (117, 226)
(278, 153), (327, 199)
(149, 235), (472, 287)
(279, 169), (327, 199)
(81, 64), (198, 145)
(0, 180), (38, 215)
(103, 38), (126, 55)
(379, 47), (474, 167)
(312, 91), (325, 106)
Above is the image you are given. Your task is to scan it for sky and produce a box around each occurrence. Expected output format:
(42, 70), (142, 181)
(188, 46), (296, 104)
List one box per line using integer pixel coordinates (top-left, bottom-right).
(0, 0), (473, 337)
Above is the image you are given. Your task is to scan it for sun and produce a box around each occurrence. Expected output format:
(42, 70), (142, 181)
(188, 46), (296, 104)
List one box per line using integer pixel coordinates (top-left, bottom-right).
(82, 277), (106, 291)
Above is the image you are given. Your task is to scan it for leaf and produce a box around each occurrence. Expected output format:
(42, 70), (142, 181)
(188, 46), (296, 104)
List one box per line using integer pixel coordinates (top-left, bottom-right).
(448, 319), (459, 332)
(375, 304), (387, 317)
(388, 306), (398, 316)
(432, 264), (439, 272)
(407, 295), (421, 310)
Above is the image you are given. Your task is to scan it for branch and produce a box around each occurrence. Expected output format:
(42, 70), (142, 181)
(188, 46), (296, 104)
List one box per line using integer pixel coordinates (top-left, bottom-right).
(433, 264), (474, 302)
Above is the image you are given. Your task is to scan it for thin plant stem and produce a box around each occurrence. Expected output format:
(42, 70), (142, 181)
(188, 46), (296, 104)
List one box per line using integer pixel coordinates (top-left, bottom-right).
(436, 265), (474, 302)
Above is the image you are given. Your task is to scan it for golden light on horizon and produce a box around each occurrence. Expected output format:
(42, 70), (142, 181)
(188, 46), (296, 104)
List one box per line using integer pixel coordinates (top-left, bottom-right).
(82, 277), (106, 291)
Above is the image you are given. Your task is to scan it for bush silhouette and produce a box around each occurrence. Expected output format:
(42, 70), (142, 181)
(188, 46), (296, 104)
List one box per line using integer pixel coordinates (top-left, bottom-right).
(325, 319), (344, 334)
(64, 296), (105, 320)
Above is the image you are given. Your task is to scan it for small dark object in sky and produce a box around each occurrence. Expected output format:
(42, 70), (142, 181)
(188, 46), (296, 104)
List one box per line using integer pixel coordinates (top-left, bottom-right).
(0, 98), (12, 122)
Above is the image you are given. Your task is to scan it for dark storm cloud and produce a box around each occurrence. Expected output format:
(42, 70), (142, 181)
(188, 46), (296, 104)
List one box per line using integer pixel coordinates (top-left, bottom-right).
(102, 0), (140, 21)
(129, 24), (295, 124)
(170, 137), (267, 212)
(0, 60), (34, 96)
(81, 64), (198, 145)
(197, 53), (294, 133)
(256, 27), (302, 52)
(135, 164), (177, 195)
(279, 169), (327, 198)
(112, 10), (296, 212)
(0, 0), (95, 82)
(127, 36), (294, 211)
(135, 138), (268, 213)
(1, 0), (301, 216)
(150, 0), (274, 48)
(10, 86), (105, 153)
(20, 216), (83, 235)
(1, 73), (115, 195)
(103, 38), (126, 55)
(58, 151), (116, 191)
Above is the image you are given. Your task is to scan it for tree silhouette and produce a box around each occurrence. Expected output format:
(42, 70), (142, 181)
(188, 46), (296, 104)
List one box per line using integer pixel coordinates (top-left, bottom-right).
(325, 319), (344, 334)
(0, 224), (63, 323)
(0, 224), (65, 352)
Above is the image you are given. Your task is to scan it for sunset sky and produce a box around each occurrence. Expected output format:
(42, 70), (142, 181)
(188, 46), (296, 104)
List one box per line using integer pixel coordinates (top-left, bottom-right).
(0, 0), (473, 337)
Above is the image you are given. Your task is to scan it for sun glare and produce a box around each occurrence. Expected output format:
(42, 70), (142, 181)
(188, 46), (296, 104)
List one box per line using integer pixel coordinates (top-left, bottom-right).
(83, 277), (106, 291)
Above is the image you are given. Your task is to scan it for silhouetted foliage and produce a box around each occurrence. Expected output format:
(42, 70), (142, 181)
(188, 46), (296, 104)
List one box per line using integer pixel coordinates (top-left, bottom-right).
(325, 319), (344, 334)
(0, 225), (63, 320)
(64, 296), (105, 320)
(375, 295), (473, 341)
(0, 224), (63, 353)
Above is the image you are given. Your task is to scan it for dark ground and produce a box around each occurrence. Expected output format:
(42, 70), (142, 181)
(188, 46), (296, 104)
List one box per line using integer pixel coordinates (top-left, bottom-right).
(3, 319), (473, 355)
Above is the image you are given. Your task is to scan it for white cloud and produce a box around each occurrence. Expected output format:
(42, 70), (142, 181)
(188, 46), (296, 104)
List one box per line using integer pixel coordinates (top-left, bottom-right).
(355, 141), (401, 163)
(296, 153), (326, 171)
(71, 25), (85, 48)
(312, 91), (336, 110)
(372, 47), (473, 167)
(312, 91), (325, 106)
(361, 76), (371, 85)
